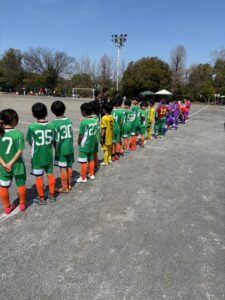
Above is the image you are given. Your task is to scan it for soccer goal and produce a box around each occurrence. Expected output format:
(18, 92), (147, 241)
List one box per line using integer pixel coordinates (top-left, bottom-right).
(72, 88), (95, 100)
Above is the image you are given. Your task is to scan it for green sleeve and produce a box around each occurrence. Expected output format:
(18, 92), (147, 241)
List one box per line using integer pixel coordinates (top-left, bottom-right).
(79, 120), (85, 135)
(18, 132), (25, 150)
(26, 126), (32, 142)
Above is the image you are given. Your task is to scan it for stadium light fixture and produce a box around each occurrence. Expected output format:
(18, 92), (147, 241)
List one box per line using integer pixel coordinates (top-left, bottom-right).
(111, 34), (128, 91)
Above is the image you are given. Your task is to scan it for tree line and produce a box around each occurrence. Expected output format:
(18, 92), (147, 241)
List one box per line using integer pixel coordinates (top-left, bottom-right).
(0, 46), (225, 102)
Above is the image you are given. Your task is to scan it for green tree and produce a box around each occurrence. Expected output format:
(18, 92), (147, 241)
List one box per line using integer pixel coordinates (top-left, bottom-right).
(213, 59), (225, 95)
(0, 48), (25, 91)
(121, 57), (172, 97)
(71, 73), (93, 88)
(188, 64), (214, 101)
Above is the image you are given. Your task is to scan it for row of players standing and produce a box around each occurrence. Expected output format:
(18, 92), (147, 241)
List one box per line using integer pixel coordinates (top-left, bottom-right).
(0, 93), (191, 214)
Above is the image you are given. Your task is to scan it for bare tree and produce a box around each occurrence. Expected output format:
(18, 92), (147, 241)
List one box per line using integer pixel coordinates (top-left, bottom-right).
(23, 48), (74, 75)
(98, 54), (113, 87)
(74, 55), (93, 75)
(170, 45), (187, 92)
(23, 48), (74, 90)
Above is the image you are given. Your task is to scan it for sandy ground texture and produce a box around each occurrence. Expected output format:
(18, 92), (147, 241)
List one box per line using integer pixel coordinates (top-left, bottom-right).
(0, 95), (225, 300)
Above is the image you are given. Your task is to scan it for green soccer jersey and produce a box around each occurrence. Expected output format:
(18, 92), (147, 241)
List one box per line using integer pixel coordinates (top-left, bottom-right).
(140, 109), (148, 128)
(112, 108), (123, 133)
(92, 114), (100, 145)
(26, 122), (55, 167)
(0, 129), (26, 176)
(79, 117), (98, 153)
(124, 109), (135, 124)
(132, 105), (141, 125)
(52, 117), (74, 156)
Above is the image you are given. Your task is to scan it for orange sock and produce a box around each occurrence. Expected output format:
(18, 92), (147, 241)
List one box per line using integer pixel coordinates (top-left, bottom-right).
(60, 169), (68, 189)
(67, 167), (73, 188)
(116, 143), (121, 153)
(141, 134), (145, 145)
(0, 187), (10, 208)
(47, 174), (55, 195)
(81, 163), (88, 179)
(131, 135), (137, 148)
(18, 185), (26, 205)
(128, 137), (131, 149)
(89, 160), (95, 176)
(112, 143), (116, 155)
(94, 152), (98, 168)
(123, 138), (128, 150)
(35, 176), (44, 199)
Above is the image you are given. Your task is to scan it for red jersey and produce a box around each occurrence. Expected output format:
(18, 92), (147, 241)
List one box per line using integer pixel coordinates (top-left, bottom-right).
(157, 104), (168, 119)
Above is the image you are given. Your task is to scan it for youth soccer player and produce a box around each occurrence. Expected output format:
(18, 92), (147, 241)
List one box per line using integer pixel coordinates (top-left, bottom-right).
(147, 100), (155, 140)
(154, 99), (168, 137)
(26, 103), (56, 204)
(77, 103), (98, 182)
(100, 103), (113, 165)
(90, 101), (100, 171)
(0, 109), (26, 214)
(122, 99), (135, 152)
(131, 98), (141, 150)
(51, 101), (74, 193)
(111, 99), (123, 161)
(139, 102), (148, 147)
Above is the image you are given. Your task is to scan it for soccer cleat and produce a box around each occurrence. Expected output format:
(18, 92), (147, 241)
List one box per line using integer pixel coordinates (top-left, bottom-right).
(101, 162), (108, 166)
(33, 197), (47, 205)
(115, 155), (120, 160)
(48, 194), (56, 202)
(88, 175), (95, 181)
(19, 203), (26, 212)
(112, 156), (116, 161)
(4, 204), (16, 214)
(124, 149), (130, 153)
(76, 177), (87, 183)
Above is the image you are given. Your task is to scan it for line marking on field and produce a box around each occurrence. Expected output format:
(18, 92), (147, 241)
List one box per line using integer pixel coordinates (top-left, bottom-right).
(19, 121), (79, 131)
(0, 207), (20, 224)
(189, 106), (209, 118)
(148, 146), (167, 150)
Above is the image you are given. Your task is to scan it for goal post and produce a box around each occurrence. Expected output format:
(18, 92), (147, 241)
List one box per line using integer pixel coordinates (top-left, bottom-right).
(72, 88), (95, 100)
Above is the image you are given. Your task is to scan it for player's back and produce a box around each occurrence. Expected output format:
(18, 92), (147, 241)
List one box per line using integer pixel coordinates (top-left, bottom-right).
(101, 114), (113, 145)
(79, 117), (98, 153)
(26, 121), (55, 167)
(0, 129), (24, 163)
(52, 117), (73, 155)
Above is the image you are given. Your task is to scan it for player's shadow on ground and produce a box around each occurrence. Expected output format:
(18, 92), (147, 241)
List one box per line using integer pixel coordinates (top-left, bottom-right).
(12, 170), (80, 209)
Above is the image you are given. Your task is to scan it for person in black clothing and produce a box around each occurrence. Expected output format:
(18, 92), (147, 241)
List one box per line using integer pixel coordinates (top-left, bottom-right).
(100, 88), (109, 116)
(93, 89), (101, 118)
(101, 88), (109, 107)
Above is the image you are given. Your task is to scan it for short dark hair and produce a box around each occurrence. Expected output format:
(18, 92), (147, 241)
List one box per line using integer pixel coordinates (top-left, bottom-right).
(132, 98), (140, 103)
(51, 101), (66, 117)
(110, 99), (118, 107)
(124, 99), (131, 107)
(103, 103), (112, 114)
(149, 99), (155, 105)
(102, 87), (108, 94)
(117, 97), (123, 106)
(32, 102), (47, 119)
(0, 109), (19, 136)
(80, 103), (92, 116)
(140, 101), (147, 107)
(89, 101), (99, 115)
(94, 89), (101, 98)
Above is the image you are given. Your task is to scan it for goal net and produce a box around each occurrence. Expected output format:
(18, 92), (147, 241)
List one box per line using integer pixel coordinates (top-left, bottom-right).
(72, 88), (95, 100)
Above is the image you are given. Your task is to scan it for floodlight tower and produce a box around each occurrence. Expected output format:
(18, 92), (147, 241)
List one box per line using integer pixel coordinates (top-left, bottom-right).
(111, 34), (127, 91)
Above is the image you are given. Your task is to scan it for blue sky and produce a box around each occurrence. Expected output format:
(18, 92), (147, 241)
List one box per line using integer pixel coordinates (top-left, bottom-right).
(0, 0), (225, 67)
